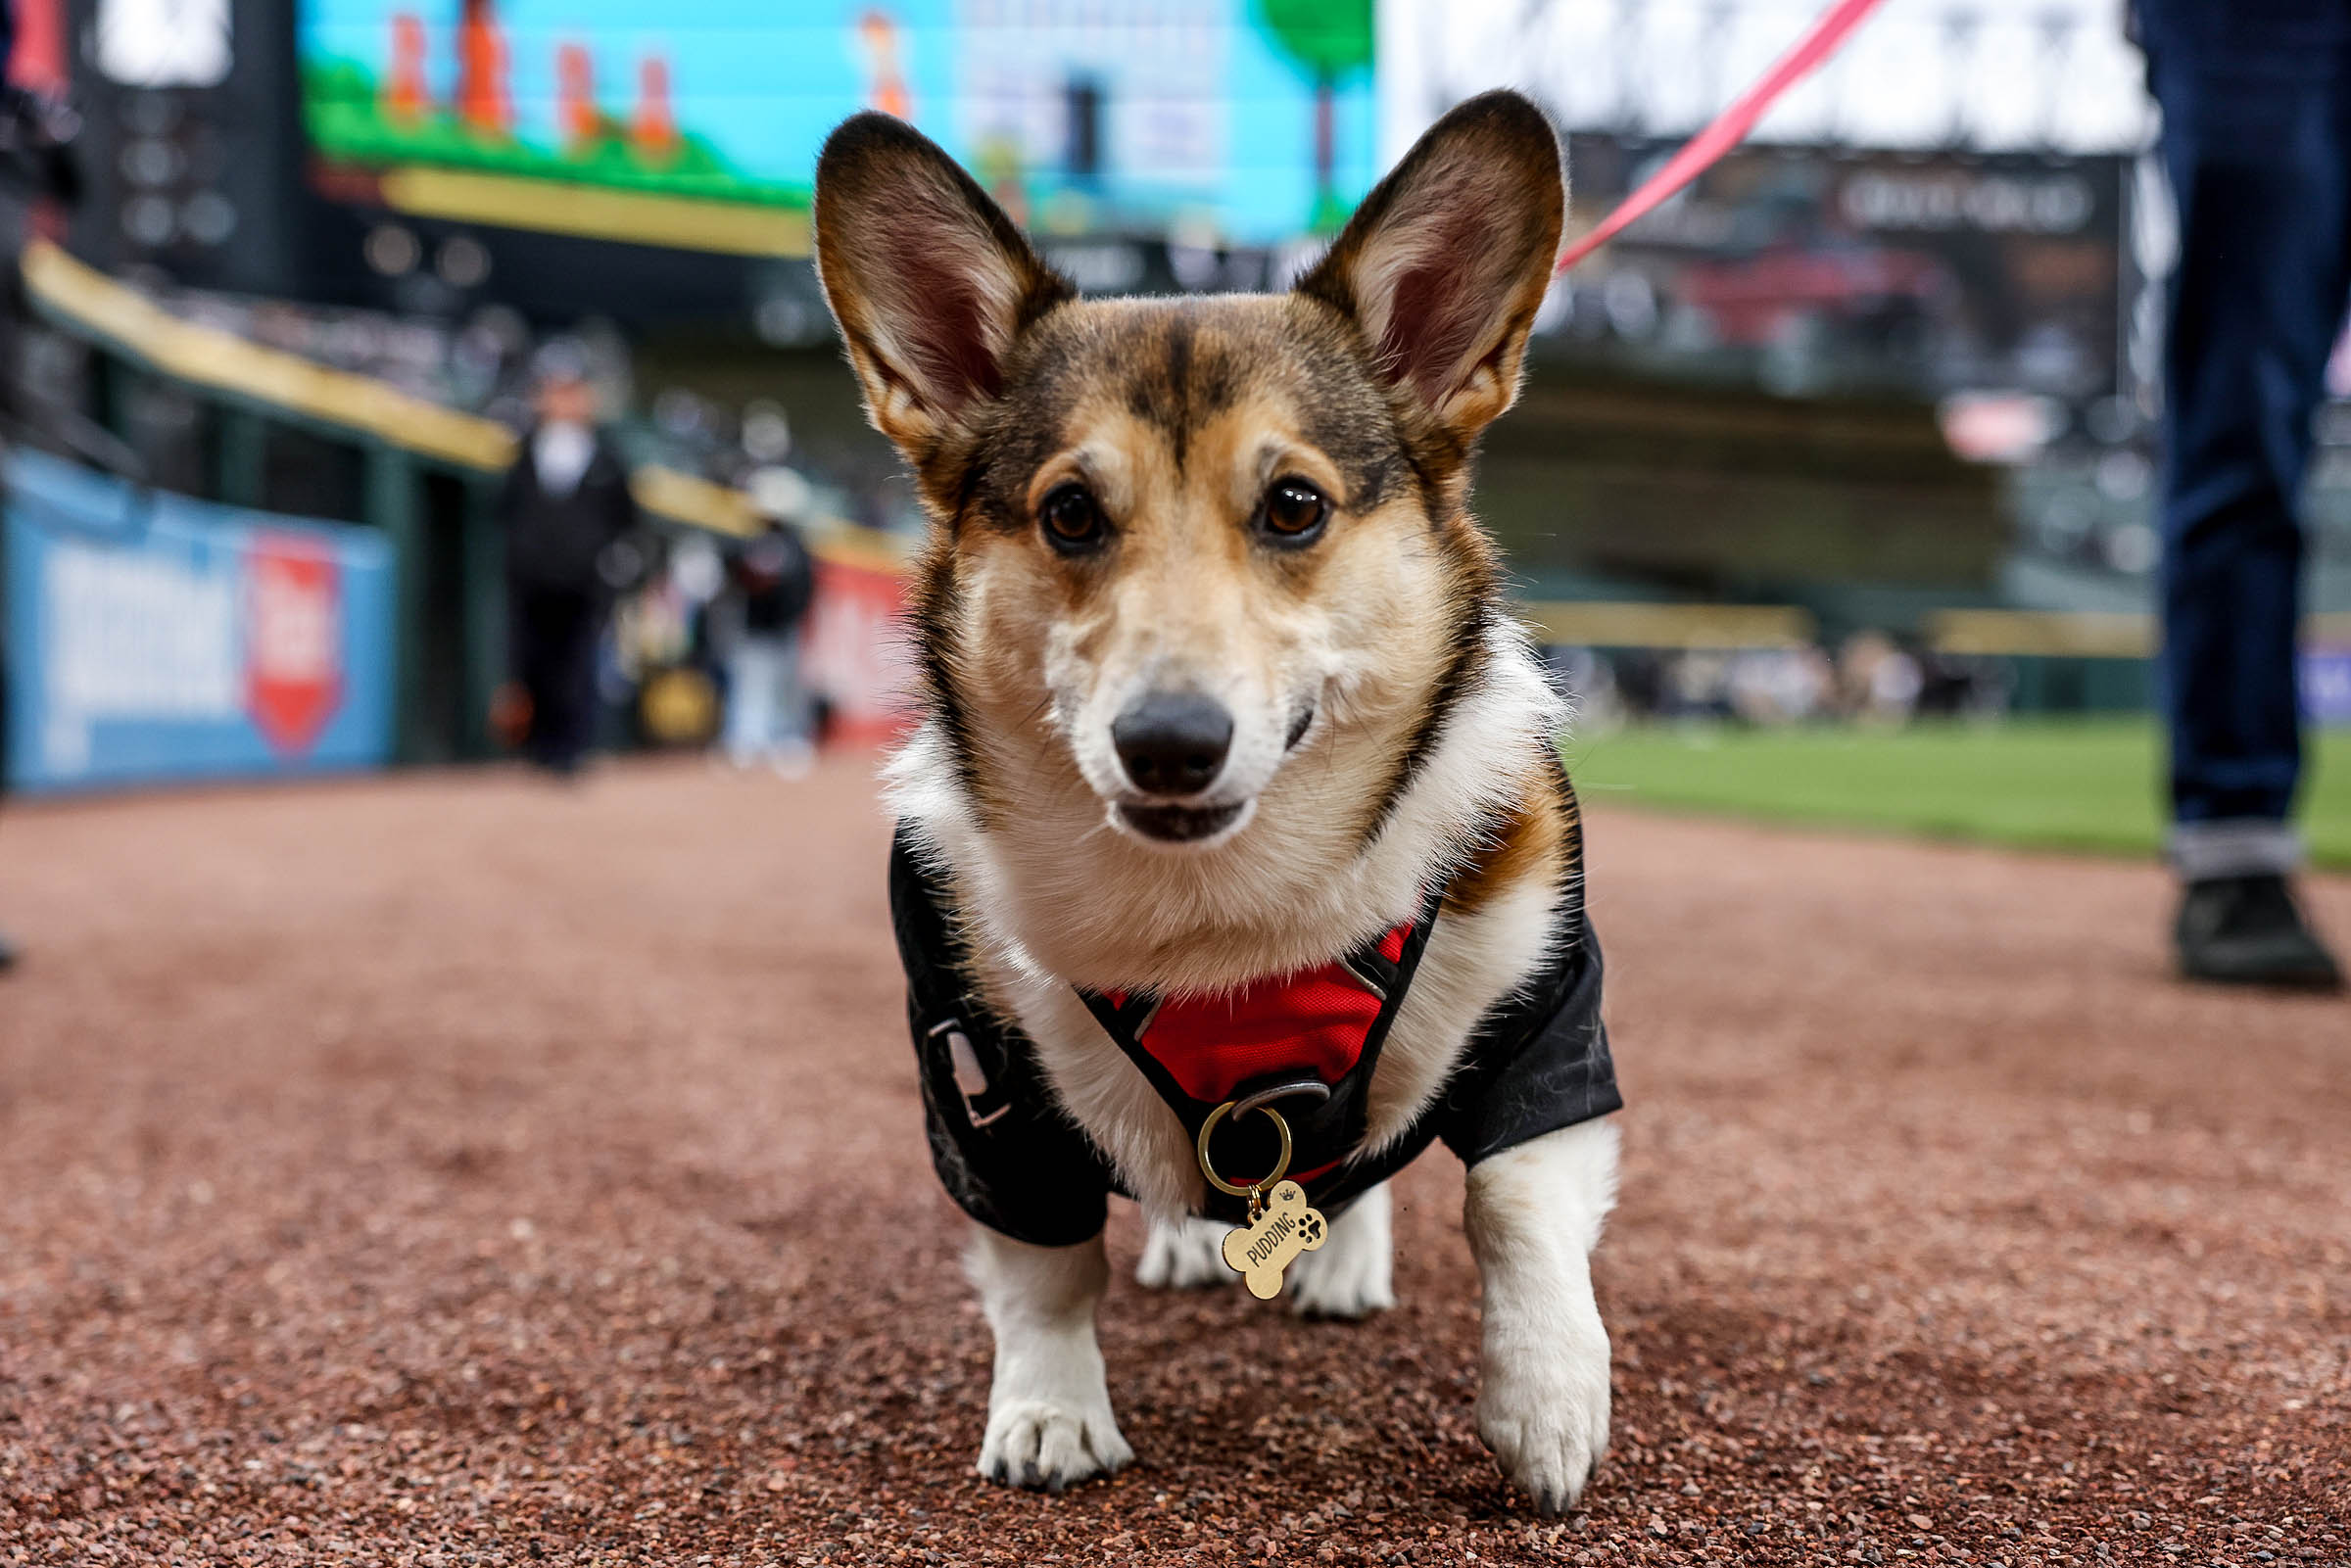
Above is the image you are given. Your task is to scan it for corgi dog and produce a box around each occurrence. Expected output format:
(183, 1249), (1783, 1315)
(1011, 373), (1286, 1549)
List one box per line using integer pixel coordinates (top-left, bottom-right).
(814, 89), (1623, 1514)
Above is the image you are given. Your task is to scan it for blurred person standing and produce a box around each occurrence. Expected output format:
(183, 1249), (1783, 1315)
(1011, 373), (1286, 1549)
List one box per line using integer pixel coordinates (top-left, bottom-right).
(714, 476), (818, 777)
(495, 346), (640, 776)
(2136, 0), (2345, 989)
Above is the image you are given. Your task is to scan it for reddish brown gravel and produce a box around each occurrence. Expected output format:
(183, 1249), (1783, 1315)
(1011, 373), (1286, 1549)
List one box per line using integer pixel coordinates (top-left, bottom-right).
(2, 756), (2346, 1567)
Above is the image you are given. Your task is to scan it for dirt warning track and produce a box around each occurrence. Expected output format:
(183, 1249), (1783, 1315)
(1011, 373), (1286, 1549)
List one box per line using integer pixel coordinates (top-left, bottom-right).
(2, 758), (2345, 1565)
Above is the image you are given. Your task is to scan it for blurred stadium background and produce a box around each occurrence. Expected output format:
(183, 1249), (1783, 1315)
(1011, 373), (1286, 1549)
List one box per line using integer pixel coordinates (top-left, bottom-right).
(0, 0), (2343, 862)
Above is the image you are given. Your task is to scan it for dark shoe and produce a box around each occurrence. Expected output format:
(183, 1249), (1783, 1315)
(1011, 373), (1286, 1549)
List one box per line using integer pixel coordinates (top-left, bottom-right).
(0, 930), (17, 973)
(2175, 875), (2344, 991)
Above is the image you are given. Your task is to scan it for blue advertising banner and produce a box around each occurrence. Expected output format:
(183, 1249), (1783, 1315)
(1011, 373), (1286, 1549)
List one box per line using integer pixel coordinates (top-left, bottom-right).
(3, 451), (396, 793)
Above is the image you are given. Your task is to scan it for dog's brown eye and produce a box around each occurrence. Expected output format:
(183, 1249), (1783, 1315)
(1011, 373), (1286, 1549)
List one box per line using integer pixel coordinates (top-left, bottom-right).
(1258, 479), (1328, 544)
(1039, 484), (1108, 553)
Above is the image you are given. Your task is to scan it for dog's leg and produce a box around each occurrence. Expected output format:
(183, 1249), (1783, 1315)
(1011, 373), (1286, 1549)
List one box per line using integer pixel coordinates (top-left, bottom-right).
(1286, 1180), (1396, 1319)
(1135, 1214), (1234, 1289)
(1463, 1119), (1618, 1514)
(966, 1224), (1134, 1492)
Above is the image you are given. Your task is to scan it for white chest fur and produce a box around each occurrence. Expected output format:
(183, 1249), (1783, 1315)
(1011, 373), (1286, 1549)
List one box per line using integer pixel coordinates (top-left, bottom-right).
(889, 626), (1572, 1222)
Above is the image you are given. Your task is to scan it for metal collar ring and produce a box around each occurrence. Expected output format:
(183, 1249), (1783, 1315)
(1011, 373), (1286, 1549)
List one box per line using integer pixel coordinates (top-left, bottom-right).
(1195, 1100), (1294, 1199)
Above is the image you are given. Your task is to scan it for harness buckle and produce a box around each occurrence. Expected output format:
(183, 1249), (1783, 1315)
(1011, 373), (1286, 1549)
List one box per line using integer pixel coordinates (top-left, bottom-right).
(1229, 1077), (1331, 1123)
(932, 1018), (1008, 1128)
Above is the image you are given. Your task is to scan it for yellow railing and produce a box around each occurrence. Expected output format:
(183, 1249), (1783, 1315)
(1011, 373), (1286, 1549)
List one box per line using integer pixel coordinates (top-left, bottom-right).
(375, 168), (812, 259)
(1522, 600), (1816, 649)
(1930, 608), (2351, 658)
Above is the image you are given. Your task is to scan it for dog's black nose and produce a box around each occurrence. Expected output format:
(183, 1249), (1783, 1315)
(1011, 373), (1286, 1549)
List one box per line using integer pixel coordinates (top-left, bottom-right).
(1112, 691), (1233, 795)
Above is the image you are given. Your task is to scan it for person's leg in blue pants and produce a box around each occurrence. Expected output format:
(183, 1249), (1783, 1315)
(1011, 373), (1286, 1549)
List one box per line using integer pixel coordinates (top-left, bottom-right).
(2139, 0), (2346, 987)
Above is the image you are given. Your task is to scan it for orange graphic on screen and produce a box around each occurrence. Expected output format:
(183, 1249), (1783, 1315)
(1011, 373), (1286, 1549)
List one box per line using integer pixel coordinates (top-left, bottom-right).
(456, 0), (512, 135)
(384, 13), (428, 124)
(557, 41), (597, 149)
(858, 10), (911, 120)
(633, 55), (681, 164)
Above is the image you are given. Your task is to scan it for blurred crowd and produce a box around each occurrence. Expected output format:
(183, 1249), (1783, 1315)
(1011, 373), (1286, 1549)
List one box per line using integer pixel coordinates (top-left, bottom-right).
(126, 288), (924, 542)
(1550, 633), (2007, 731)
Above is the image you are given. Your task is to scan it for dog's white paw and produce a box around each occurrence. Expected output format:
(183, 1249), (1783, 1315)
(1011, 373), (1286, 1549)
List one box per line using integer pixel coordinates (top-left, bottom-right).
(977, 1396), (1134, 1493)
(1287, 1183), (1394, 1319)
(966, 1227), (1132, 1494)
(1135, 1214), (1232, 1290)
(1476, 1329), (1611, 1515)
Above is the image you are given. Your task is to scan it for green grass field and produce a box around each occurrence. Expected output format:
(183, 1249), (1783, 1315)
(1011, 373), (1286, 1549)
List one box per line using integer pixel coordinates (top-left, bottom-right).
(1564, 719), (2351, 869)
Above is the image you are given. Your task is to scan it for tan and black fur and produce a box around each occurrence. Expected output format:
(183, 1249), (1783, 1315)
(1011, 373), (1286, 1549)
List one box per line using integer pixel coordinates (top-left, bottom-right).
(814, 91), (1620, 1513)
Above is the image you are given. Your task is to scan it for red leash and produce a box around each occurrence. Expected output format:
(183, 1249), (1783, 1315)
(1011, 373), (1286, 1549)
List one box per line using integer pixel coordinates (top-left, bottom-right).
(1554, 0), (1893, 273)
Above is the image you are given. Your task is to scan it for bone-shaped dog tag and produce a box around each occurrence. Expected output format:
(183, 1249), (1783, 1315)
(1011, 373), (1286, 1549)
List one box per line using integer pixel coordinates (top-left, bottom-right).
(1221, 1180), (1328, 1300)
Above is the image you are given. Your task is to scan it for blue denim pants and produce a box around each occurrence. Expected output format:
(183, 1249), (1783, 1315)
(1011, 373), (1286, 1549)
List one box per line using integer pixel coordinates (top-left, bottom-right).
(2138, 0), (2351, 875)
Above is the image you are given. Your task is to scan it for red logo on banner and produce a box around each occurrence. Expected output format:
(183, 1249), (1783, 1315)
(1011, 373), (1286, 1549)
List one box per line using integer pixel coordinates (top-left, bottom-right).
(245, 534), (345, 756)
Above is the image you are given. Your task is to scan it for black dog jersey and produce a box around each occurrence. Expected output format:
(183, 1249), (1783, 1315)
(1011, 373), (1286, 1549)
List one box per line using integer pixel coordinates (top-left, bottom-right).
(890, 828), (1622, 1248)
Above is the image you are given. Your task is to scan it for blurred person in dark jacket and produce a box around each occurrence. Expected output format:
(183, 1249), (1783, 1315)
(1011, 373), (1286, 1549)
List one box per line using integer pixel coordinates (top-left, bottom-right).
(495, 347), (640, 776)
(2136, 0), (2345, 989)
(714, 490), (818, 778)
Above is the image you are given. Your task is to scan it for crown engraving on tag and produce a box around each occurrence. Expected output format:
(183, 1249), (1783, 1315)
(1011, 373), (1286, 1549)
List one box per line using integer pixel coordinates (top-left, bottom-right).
(1221, 1179), (1328, 1300)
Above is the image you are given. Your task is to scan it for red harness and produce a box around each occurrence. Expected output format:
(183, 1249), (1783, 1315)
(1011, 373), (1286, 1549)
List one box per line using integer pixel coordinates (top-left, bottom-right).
(1081, 913), (1429, 1195)
(1107, 922), (1413, 1103)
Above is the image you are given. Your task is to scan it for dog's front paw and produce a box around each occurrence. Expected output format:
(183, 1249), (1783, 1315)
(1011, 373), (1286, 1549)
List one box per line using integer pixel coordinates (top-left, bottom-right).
(1135, 1215), (1232, 1290)
(1476, 1328), (1611, 1514)
(977, 1397), (1134, 1493)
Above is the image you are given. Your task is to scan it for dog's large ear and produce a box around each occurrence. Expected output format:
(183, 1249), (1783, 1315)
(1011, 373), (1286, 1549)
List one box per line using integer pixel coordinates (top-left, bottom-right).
(814, 114), (1074, 452)
(1296, 91), (1563, 440)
